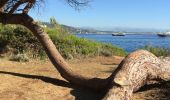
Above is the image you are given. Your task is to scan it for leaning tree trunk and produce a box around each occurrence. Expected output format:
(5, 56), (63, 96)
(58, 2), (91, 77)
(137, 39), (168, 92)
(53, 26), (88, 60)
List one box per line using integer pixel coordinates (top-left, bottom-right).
(20, 14), (110, 91)
(1, 13), (170, 100)
(0, 13), (110, 91)
(103, 50), (170, 100)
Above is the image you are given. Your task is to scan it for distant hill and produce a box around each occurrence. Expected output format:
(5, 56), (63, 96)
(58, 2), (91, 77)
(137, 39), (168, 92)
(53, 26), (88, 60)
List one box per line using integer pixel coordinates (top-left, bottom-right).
(40, 22), (163, 34)
(41, 22), (98, 34)
(61, 25), (98, 34)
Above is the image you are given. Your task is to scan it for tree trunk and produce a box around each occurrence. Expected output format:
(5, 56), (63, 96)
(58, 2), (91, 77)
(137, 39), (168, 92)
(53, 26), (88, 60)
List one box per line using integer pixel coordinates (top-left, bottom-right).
(1, 13), (170, 100)
(103, 50), (170, 100)
(0, 13), (110, 91)
(20, 14), (110, 91)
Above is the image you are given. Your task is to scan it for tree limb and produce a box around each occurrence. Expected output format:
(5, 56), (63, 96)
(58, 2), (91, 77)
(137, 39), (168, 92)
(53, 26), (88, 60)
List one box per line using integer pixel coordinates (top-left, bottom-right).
(0, 0), (9, 12)
(8, 0), (24, 14)
(23, 0), (35, 14)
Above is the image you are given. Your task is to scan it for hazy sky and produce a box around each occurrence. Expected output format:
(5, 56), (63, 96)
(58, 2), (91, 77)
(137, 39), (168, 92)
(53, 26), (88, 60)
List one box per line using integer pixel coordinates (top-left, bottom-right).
(29, 0), (170, 30)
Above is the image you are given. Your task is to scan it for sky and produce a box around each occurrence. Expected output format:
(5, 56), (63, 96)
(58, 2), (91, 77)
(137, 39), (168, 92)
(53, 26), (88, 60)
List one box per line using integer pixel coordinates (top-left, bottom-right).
(29, 0), (170, 30)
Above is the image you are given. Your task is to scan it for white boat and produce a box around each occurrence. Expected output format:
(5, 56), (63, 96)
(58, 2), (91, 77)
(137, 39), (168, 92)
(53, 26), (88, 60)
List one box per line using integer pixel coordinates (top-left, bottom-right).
(112, 32), (125, 36)
(157, 31), (170, 37)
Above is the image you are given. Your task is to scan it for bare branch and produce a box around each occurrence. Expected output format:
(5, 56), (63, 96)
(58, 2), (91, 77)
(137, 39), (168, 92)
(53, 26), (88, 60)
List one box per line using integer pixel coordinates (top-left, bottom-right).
(23, 0), (35, 14)
(8, 1), (23, 14)
(66, 0), (89, 10)
(0, 0), (9, 12)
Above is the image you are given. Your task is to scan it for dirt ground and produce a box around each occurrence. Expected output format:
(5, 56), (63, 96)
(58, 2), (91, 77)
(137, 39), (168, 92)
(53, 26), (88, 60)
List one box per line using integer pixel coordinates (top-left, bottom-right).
(0, 56), (170, 100)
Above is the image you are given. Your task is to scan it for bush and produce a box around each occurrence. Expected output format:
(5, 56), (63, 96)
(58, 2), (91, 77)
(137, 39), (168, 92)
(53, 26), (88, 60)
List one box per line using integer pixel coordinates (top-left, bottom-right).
(142, 45), (170, 57)
(100, 44), (127, 57)
(10, 54), (29, 62)
(0, 25), (41, 54)
(0, 24), (127, 60)
(49, 33), (127, 58)
(99, 49), (112, 57)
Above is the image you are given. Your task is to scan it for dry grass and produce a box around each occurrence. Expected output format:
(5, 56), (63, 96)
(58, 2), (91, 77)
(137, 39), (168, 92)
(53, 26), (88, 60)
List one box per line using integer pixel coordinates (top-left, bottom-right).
(0, 56), (169, 100)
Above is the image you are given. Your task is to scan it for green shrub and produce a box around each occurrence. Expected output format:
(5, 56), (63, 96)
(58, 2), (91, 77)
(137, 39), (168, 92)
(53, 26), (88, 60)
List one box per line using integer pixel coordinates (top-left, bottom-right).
(10, 54), (29, 62)
(0, 23), (127, 60)
(142, 45), (170, 57)
(0, 25), (41, 54)
(99, 49), (112, 57)
(49, 32), (127, 58)
(63, 53), (74, 59)
(100, 44), (127, 57)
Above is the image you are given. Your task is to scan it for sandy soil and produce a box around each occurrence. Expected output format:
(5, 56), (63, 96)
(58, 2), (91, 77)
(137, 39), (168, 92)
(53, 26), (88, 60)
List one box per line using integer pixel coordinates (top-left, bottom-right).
(0, 56), (170, 100)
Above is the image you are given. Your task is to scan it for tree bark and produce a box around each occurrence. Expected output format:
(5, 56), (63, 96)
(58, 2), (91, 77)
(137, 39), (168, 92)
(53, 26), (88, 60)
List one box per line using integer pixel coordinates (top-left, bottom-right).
(103, 50), (170, 100)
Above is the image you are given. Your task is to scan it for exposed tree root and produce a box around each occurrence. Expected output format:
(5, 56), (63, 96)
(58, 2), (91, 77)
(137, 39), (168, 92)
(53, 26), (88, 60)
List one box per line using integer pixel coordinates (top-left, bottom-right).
(103, 50), (170, 100)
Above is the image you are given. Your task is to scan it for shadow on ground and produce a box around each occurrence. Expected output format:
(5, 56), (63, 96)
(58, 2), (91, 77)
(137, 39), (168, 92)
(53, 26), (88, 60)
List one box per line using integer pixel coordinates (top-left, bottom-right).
(135, 81), (170, 100)
(0, 71), (104, 100)
(0, 71), (170, 100)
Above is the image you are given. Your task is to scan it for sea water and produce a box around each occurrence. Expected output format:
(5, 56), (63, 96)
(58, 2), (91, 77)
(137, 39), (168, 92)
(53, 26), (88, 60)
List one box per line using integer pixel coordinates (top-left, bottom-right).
(76, 34), (170, 52)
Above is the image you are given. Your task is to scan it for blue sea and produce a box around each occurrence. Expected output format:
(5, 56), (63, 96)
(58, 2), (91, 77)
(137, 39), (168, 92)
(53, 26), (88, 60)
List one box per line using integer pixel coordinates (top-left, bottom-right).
(76, 34), (170, 52)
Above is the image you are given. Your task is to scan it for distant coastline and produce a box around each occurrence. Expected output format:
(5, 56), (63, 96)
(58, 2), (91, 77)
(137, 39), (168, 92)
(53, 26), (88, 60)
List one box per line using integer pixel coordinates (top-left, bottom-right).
(40, 22), (164, 34)
(75, 32), (156, 34)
